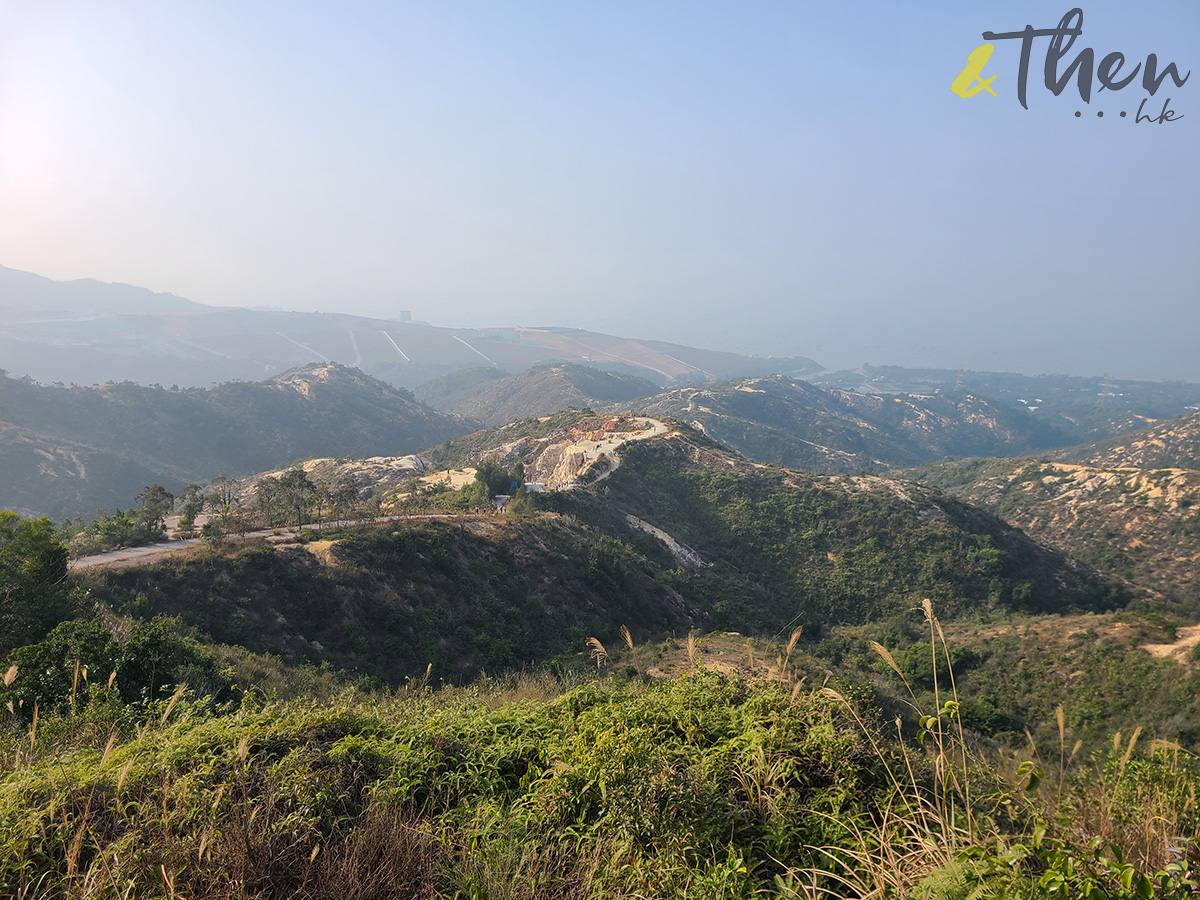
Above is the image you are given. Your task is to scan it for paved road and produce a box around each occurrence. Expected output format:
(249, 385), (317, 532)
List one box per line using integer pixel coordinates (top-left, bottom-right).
(68, 513), (484, 571)
(69, 419), (672, 571)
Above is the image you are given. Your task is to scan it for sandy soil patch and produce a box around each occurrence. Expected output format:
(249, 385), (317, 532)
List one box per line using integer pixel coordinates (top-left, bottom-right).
(1143, 624), (1200, 663)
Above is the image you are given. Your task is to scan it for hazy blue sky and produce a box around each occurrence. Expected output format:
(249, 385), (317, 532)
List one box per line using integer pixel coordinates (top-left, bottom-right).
(1, 2), (1196, 379)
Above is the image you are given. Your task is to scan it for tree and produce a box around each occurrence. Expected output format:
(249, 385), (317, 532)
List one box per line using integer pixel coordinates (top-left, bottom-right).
(279, 466), (317, 529)
(175, 484), (205, 536)
(331, 478), (360, 525)
(311, 482), (331, 528)
(135, 485), (175, 538)
(256, 476), (282, 528)
(474, 458), (513, 499)
(207, 474), (241, 528)
(0, 513), (83, 656)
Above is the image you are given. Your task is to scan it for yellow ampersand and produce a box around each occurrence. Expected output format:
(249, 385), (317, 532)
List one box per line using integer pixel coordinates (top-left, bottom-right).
(951, 43), (998, 97)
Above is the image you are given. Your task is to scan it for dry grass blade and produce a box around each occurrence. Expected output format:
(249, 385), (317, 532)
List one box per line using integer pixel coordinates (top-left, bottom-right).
(1119, 726), (1143, 777)
(99, 731), (118, 768)
(585, 637), (608, 669)
(117, 757), (136, 792)
(3, 664), (16, 688)
(620, 625), (641, 677)
(870, 641), (917, 705)
(686, 632), (697, 666)
(160, 684), (187, 725)
(786, 626), (803, 658)
(870, 641), (903, 678)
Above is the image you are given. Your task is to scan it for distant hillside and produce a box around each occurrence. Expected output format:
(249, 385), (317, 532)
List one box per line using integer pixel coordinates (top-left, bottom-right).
(1053, 411), (1200, 470)
(908, 454), (1200, 602)
(0, 263), (204, 315)
(417, 363), (659, 425)
(0, 364), (470, 519)
(412, 366), (510, 413)
(0, 265), (821, 389)
(630, 375), (1069, 473)
(0, 421), (170, 518)
(813, 364), (1200, 441)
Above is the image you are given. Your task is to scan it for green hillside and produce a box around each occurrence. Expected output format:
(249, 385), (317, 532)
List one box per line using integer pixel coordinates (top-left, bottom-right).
(71, 431), (1128, 687)
(0, 364), (470, 519)
(632, 376), (1072, 473)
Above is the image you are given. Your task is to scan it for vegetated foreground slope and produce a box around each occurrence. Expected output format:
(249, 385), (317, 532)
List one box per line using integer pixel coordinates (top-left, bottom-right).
(76, 515), (703, 684)
(4, 665), (1199, 899)
(417, 362), (660, 425)
(0, 363), (470, 519)
(631, 376), (1072, 473)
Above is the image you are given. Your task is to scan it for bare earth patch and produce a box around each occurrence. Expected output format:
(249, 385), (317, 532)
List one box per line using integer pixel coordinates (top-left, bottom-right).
(1142, 624), (1200, 664)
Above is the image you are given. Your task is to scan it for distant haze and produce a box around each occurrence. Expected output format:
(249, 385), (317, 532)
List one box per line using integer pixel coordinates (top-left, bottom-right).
(0, 2), (1196, 381)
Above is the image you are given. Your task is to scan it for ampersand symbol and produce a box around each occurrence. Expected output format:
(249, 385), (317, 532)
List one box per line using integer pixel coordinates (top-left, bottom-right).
(951, 43), (998, 97)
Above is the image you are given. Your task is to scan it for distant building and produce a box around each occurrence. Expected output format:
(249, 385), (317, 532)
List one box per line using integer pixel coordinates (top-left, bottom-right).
(523, 482), (546, 493)
(493, 494), (512, 512)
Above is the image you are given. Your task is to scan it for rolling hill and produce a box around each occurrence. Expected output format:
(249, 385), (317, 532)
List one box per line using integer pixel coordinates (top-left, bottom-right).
(629, 375), (1071, 473)
(416, 363), (660, 425)
(1053, 411), (1200, 470)
(908, 414), (1200, 602)
(0, 364), (470, 519)
(0, 265), (821, 390)
(66, 419), (1132, 704)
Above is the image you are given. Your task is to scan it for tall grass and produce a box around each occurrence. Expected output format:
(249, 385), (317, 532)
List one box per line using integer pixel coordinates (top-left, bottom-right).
(774, 600), (1200, 899)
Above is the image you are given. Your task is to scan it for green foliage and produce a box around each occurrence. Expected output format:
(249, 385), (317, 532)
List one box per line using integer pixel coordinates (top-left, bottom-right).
(3, 615), (227, 714)
(548, 439), (1127, 634)
(0, 512), (83, 656)
(0, 671), (883, 899)
(76, 519), (685, 685)
(474, 458), (513, 498)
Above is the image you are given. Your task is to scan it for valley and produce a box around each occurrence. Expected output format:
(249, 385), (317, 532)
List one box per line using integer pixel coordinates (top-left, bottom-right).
(3, 275), (1200, 898)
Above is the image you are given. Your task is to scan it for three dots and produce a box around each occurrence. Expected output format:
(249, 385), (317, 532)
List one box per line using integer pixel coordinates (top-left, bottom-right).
(1074, 110), (1127, 117)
